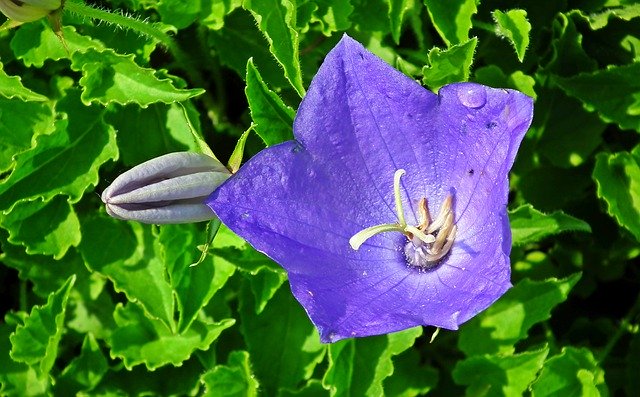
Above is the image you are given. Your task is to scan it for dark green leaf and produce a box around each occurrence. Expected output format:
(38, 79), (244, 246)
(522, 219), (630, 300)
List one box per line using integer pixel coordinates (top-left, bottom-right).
(593, 148), (640, 241)
(532, 347), (607, 396)
(423, 0), (477, 46)
(509, 204), (591, 246)
(201, 350), (259, 397)
(389, 0), (410, 44)
(0, 62), (46, 101)
(0, 322), (48, 396)
(422, 38), (476, 90)
(541, 13), (598, 77)
(581, 3), (640, 30)
(383, 348), (438, 396)
(55, 334), (108, 395)
(245, 59), (295, 146)
(458, 274), (581, 356)
(493, 9), (531, 62)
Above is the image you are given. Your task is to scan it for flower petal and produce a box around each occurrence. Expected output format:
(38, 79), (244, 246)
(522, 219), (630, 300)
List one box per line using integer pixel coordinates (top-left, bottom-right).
(208, 35), (533, 342)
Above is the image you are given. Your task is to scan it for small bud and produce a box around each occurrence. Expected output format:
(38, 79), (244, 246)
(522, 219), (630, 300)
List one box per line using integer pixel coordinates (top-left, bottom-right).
(102, 152), (230, 224)
(0, 0), (62, 23)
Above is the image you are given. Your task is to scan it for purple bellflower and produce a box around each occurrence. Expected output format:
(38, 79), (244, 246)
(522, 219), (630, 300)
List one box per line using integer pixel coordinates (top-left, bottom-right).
(207, 35), (534, 342)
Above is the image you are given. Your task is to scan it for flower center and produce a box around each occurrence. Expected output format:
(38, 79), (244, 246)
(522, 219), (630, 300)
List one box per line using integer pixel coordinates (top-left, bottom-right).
(349, 169), (457, 269)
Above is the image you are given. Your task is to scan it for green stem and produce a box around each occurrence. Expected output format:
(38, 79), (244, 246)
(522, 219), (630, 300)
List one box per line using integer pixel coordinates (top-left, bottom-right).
(472, 19), (496, 34)
(598, 292), (640, 364)
(64, 1), (220, 121)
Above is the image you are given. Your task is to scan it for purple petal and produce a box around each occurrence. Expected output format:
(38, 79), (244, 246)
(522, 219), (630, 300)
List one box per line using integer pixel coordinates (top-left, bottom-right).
(208, 35), (533, 342)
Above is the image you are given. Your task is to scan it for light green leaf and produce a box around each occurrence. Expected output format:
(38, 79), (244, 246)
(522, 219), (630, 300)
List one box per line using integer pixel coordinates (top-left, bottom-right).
(0, 322), (48, 397)
(243, 0), (305, 96)
(204, 0), (243, 30)
(423, 0), (477, 46)
(458, 274), (581, 356)
(581, 3), (640, 30)
(475, 65), (537, 99)
(11, 23), (103, 67)
(453, 346), (549, 397)
(159, 224), (236, 332)
(55, 334), (108, 395)
(70, 48), (204, 107)
(108, 303), (235, 370)
(323, 327), (422, 396)
(0, 90), (118, 212)
(228, 127), (252, 173)
(10, 275), (75, 376)
(0, 97), (54, 173)
(593, 149), (640, 241)
(509, 204), (591, 246)
(493, 9), (531, 62)
(532, 347), (607, 396)
(106, 102), (201, 167)
(240, 285), (325, 394)
(79, 216), (175, 331)
(201, 351), (259, 397)
(157, 0), (201, 29)
(245, 59), (295, 146)
(383, 348), (438, 397)
(422, 38), (477, 90)
(0, 62), (46, 101)
(389, 0), (411, 44)
(298, 0), (353, 36)
(553, 63), (640, 132)
(0, 196), (81, 259)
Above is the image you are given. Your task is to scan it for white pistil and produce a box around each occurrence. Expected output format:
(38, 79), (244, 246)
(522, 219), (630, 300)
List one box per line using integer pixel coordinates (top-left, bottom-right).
(350, 169), (457, 268)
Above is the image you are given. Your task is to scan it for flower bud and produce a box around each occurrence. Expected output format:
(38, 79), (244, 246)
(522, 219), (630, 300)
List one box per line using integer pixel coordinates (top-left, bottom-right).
(102, 152), (230, 224)
(0, 0), (62, 23)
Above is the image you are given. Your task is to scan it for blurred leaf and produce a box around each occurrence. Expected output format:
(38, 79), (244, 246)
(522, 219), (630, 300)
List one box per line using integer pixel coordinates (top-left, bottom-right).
(322, 327), (422, 396)
(458, 274), (581, 356)
(453, 346), (549, 397)
(0, 91), (117, 212)
(297, 0), (353, 35)
(240, 285), (325, 394)
(593, 149), (640, 241)
(532, 347), (607, 396)
(70, 48), (204, 107)
(509, 204), (591, 246)
(0, 322), (48, 397)
(106, 102), (201, 167)
(350, 0), (390, 32)
(204, 0), (243, 30)
(493, 9), (531, 62)
(159, 224), (235, 332)
(422, 38), (476, 90)
(0, 97), (54, 173)
(423, 0), (477, 46)
(201, 350), (259, 397)
(108, 302), (234, 370)
(0, 62), (46, 101)
(475, 65), (536, 99)
(10, 276), (75, 376)
(542, 13), (597, 77)
(553, 63), (640, 132)
(383, 348), (438, 396)
(55, 334), (108, 396)
(245, 59), (295, 146)
(243, 0), (305, 96)
(11, 23), (103, 67)
(517, 166), (592, 212)
(157, 0), (201, 29)
(0, 196), (80, 259)
(389, 0), (411, 44)
(626, 332), (640, 395)
(79, 216), (175, 331)
(280, 380), (328, 396)
(580, 3), (640, 30)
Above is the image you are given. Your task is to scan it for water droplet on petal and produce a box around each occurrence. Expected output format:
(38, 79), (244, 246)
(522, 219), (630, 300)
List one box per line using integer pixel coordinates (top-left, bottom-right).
(457, 85), (487, 109)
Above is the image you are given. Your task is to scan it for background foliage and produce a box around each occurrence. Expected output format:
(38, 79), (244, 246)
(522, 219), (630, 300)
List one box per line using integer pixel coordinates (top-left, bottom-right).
(1, 0), (639, 395)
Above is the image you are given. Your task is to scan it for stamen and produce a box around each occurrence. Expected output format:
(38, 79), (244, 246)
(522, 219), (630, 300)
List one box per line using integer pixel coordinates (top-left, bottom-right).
(417, 198), (431, 230)
(425, 195), (452, 234)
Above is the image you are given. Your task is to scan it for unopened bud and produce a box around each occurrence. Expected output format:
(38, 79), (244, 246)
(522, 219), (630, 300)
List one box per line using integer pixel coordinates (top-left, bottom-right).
(102, 152), (230, 224)
(0, 0), (62, 23)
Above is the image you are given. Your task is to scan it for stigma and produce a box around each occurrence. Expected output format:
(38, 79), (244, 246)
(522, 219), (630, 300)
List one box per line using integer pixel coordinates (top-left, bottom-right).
(349, 169), (457, 269)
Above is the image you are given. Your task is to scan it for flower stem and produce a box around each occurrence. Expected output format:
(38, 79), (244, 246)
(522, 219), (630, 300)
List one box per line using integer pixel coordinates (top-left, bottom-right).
(598, 292), (640, 364)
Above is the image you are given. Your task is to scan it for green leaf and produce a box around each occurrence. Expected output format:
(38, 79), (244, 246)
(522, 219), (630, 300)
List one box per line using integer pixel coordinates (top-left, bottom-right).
(55, 334), (108, 395)
(493, 9), (531, 62)
(106, 102), (201, 167)
(458, 274), (581, 356)
(204, 0), (243, 30)
(475, 65), (537, 99)
(383, 348), (438, 397)
(532, 347), (607, 396)
(70, 48), (204, 107)
(350, 0), (391, 33)
(108, 302), (235, 370)
(10, 275), (75, 375)
(453, 346), (549, 397)
(297, 0), (353, 36)
(79, 216), (175, 331)
(245, 59), (295, 146)
(0, 321), (48, 397)
(157, 0), (202, 29)
(322, 327), (422, 396)
(228, 127), (252, 173)
(201, 351), (259, 397)
(0, 90), (118, 212)
(0, 62), (46, 101)
(541, 13), (598, 77)
(11, 23), (103, 67)
(552, 63), (640, 132)
(422, 38), (476, 90)
(593, 149), (640, 241)
(243, 0), (305, 96)
(423, 0), (477, 46)
(509, 204), (591, 246)
(159, 224), (236, 332)
(0, 196), (81, 259)
(389, 0), (410, 44)
(240, 284), (325, 394)
(581, 3), (640, 30)
(0, 97), (54, 173)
